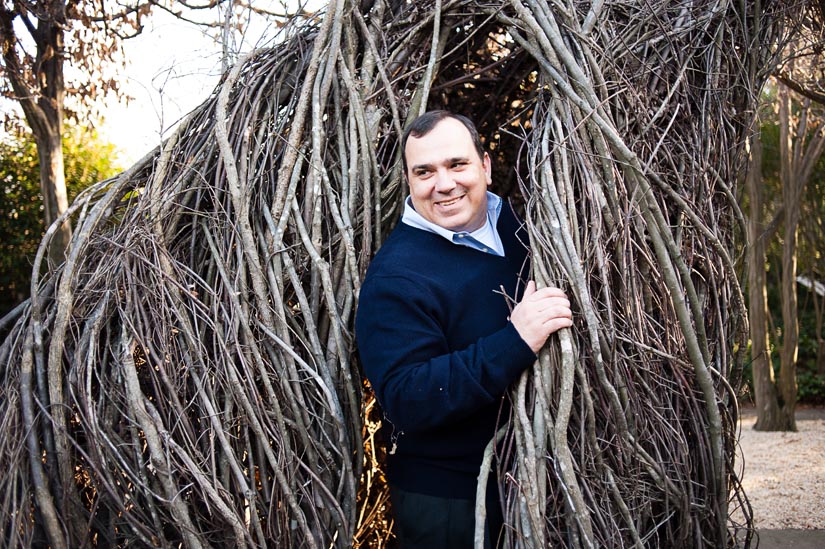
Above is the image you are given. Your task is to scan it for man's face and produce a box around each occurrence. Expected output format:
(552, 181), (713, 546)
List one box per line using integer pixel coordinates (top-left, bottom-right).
(404, 117), (492, 233)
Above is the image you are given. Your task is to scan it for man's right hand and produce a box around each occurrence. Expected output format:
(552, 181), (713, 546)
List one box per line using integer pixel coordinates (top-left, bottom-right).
(510, 280), (573, 353)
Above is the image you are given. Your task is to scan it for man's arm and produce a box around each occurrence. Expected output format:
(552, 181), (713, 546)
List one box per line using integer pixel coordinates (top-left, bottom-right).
(356, 276), (571, 433)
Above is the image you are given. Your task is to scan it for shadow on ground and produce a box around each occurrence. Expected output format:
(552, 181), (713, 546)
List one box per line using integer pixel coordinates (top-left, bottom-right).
(756, 529), (825, 548)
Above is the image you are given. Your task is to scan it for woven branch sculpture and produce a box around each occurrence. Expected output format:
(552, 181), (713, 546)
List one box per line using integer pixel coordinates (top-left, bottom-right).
(0, 0), (802, 547)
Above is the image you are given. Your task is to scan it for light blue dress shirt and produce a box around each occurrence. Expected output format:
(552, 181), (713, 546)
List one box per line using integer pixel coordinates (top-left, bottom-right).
(401, 191), (505, 256)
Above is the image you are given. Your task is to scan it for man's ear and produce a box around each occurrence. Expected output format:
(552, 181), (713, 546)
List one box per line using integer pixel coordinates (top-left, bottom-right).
(483, 152), (492, 185)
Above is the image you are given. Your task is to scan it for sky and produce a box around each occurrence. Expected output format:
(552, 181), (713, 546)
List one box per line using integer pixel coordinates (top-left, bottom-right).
(101, 11), (223, 165)
(102, 1), (324, 166)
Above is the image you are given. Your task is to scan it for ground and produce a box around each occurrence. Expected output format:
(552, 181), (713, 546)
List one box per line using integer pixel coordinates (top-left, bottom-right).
(736, 405), (825, 548)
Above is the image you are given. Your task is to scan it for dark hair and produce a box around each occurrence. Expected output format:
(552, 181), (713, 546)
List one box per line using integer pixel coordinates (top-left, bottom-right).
(401, 110), (486, 173)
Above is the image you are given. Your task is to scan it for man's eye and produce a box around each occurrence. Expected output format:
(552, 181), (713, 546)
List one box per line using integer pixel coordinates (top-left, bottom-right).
(415, 170), (431, 177)
(452, 162), (467, 169)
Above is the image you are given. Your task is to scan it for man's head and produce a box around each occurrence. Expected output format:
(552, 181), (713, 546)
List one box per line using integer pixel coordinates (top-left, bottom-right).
(402, 111), (492, 233)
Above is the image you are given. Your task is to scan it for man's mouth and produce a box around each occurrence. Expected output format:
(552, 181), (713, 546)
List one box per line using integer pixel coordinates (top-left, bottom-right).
(436, 195), (464, 207)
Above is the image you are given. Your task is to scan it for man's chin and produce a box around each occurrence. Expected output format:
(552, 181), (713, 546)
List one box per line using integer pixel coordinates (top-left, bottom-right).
(435, 216), (468, 232)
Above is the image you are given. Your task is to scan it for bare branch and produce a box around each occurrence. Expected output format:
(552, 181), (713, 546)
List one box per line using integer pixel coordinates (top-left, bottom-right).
(776, 70), (825, 105)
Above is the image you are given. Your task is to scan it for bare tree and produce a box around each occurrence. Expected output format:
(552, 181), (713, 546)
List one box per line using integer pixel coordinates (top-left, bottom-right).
(775, 77), (825, 429)
(746, 1), (825, 431)
(1, 1), (77, 265)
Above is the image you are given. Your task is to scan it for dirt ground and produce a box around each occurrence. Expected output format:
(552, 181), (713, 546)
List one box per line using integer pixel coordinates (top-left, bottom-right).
(735, 405), (825, 530)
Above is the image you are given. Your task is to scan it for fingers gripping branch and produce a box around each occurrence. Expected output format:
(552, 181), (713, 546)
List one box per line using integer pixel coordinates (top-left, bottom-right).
(510, 280), (573, 353)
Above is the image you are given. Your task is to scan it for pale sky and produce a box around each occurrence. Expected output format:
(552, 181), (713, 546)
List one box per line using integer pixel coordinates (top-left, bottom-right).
(102, 1), (325, 166)
(101, 10), (222, 165)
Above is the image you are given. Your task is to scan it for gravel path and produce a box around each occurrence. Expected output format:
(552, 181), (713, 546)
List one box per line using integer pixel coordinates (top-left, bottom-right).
(735, 406), (825, 530)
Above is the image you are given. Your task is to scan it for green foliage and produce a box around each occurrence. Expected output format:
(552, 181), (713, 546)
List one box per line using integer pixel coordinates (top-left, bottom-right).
(797, 368), (825, 403)
(797, 288), (825, 403)
(0, 127), (121, 316)
(739, 287), (825, 405)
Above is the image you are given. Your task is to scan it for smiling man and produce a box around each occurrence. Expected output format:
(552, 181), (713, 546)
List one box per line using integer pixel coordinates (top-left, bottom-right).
(404, 114), (491, 233)
(355, 111), (572, 548)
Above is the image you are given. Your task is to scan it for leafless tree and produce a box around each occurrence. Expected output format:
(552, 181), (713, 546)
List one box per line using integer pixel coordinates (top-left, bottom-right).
(749, 8), (825, 430)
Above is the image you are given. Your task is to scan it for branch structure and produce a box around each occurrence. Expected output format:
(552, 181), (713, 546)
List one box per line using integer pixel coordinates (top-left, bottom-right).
(0, 0), (801, 547)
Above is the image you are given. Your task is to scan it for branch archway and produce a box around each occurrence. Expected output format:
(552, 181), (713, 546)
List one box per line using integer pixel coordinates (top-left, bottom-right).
(0, 1), (799, 547)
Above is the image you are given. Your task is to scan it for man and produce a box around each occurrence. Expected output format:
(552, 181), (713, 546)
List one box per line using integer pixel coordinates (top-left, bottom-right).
(355, 111), (572, 547)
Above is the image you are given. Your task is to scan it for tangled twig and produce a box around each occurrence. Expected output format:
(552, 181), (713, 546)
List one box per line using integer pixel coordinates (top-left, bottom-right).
(0, 0), (804, 547)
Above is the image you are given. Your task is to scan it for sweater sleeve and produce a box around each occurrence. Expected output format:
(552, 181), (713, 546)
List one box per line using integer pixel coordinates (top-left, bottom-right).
(355, 273), (536, 433)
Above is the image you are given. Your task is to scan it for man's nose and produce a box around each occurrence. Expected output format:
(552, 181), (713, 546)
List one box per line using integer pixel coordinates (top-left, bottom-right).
(434, 169), (456, 193)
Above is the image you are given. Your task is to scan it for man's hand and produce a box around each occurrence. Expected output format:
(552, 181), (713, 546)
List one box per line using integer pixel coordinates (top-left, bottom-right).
(510, 281), (573, 353)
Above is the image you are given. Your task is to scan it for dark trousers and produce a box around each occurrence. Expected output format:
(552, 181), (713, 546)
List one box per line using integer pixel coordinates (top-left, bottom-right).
(390, 485), (503, 548)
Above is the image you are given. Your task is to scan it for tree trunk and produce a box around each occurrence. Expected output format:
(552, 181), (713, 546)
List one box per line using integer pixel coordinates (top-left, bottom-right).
(36, 2), (72, 265)
(778, 207), (799, 430)
(747, 131), (787, 430)
(35, 128), (72, 266)
(777, 81), (801, 431)
(0, 1), (73, 265)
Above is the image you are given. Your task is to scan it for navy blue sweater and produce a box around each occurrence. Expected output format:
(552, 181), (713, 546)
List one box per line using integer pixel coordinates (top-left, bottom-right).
(355, 204), (536, 498)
